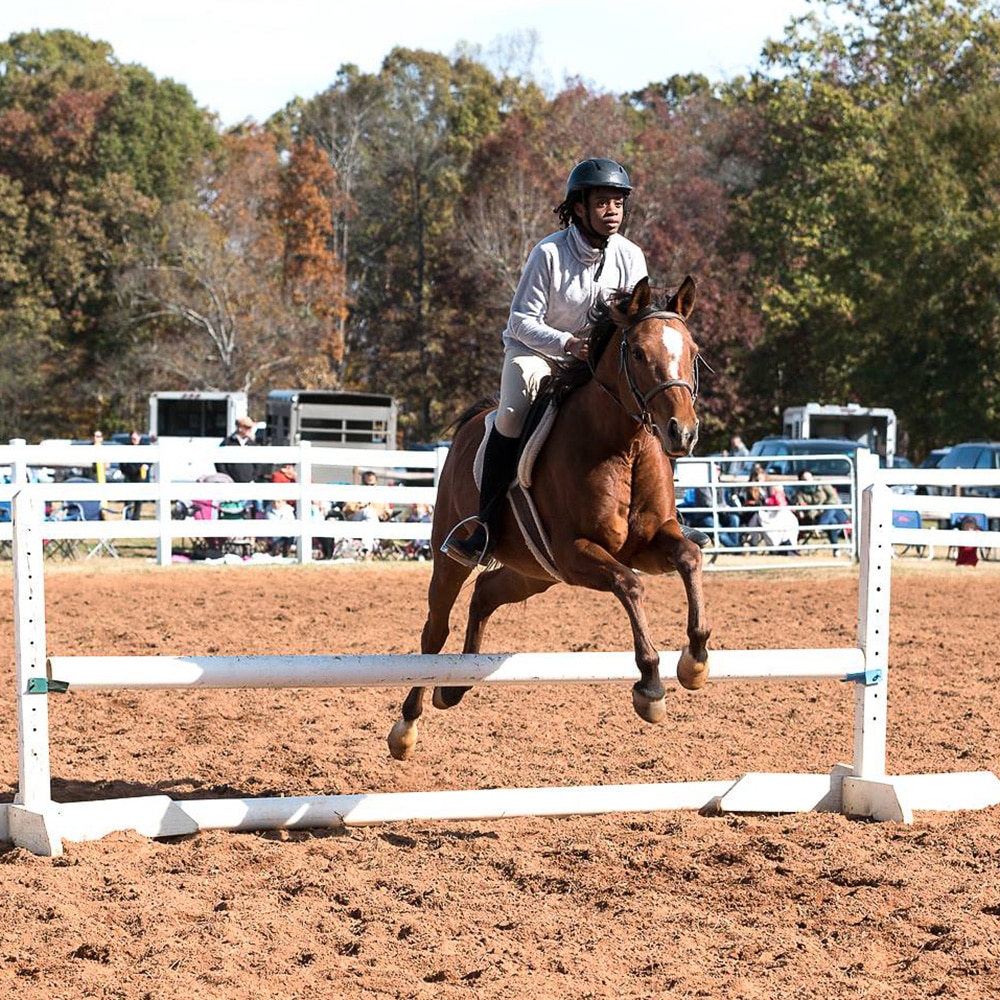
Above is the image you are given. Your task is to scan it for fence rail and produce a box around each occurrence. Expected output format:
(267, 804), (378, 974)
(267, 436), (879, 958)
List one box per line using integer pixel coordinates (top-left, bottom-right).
(2, 439), (996, 569)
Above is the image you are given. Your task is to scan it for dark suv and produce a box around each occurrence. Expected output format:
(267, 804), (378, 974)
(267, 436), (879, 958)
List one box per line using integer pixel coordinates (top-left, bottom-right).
(742, 437), (862, 479)
(929, 441), (1000, 498)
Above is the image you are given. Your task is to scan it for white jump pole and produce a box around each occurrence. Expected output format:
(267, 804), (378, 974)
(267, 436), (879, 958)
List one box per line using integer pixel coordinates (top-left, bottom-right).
(45, 647), (865, 690)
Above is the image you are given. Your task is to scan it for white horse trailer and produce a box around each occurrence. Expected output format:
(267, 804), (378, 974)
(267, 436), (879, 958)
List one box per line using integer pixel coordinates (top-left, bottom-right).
(265, 390), (399, 483)
(783, 403), (898, 466)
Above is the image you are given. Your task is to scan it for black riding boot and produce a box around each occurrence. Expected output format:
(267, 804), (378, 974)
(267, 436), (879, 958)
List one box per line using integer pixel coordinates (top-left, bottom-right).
(442, 429), (520, 568)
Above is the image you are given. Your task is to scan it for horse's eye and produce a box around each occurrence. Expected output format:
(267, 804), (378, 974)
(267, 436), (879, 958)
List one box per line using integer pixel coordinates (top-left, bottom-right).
(631, 346), (645, 363)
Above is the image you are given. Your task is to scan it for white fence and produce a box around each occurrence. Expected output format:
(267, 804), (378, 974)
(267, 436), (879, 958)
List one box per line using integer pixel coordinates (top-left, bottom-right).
(0, 439), (447, 567)
(4, 463), (1000, 855)
(1, 439), (996, 569)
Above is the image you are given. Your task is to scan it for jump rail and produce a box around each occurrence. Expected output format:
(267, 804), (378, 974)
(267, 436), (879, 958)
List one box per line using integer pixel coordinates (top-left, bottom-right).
(4, 464), (1000, 855)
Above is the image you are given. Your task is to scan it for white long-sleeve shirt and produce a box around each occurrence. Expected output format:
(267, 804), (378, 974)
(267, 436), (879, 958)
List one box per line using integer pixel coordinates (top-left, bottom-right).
(501, 224), (648, 357)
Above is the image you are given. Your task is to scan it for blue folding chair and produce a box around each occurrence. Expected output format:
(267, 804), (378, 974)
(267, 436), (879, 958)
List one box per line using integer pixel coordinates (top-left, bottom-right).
(891, 509), (931, 559)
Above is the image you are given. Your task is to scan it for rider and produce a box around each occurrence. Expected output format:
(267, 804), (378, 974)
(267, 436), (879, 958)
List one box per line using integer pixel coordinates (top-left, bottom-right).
(443, 157), (707, 568)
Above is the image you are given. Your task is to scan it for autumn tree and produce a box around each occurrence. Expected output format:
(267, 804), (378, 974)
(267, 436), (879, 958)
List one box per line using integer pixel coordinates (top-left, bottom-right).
(117, 129), (350, 418)
(627, 75), (765, 448)
(0, 29), (216, 437)
(278, 136), (349, 385)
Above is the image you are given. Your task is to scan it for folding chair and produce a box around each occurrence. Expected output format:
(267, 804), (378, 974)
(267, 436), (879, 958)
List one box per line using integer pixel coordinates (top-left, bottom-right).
(85, 501), (126, 559)
(891, 509), (931, 559)
(45, 502), (85, 560)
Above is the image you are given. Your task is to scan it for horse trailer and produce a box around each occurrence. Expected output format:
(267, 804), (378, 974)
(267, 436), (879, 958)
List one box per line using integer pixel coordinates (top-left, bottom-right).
(783, 402), (898, 466)
(264, 390), (399, 483)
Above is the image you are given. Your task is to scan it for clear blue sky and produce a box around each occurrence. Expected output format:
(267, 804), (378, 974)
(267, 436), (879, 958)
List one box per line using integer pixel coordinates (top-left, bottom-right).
(4, 1), (814, 127)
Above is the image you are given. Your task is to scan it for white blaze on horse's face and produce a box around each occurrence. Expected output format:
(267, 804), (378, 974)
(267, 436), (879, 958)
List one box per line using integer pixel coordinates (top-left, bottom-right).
(661, 325), (686, 380)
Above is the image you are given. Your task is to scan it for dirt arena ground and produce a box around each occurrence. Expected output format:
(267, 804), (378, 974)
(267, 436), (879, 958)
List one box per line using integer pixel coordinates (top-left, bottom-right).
(1, 558), (999, 999)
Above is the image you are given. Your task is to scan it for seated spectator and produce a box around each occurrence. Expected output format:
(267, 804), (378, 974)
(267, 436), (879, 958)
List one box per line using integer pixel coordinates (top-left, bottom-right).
(748, 483), (800, 552)
(266, 497), (296, 557)
(342, 470), (391, 523)
(684, 467), (741, 548)
(794, 468), (849, 547)
(734, 463), (767, 536)
(312, 499), (335, 560)
(272, 462), (297, 486)
(407, 503), (433, 523)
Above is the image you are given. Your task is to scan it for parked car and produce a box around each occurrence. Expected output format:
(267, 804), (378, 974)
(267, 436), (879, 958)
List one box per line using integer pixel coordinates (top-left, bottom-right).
(920, 447), (951, 469)
(926, 441), (1000, 499)
(742, 437), (862, 478)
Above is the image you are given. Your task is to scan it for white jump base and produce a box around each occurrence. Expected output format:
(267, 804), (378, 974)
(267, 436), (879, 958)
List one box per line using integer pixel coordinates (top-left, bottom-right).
(6, 479), (1000, 856)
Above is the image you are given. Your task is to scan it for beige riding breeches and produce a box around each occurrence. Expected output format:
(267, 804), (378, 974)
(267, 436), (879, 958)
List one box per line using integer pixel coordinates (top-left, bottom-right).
(495, 343), (555, 438)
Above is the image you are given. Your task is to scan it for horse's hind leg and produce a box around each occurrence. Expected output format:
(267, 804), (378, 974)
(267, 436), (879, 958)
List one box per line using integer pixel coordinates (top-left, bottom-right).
(387, 555), (472, 760)
(433, 567), (555, 709)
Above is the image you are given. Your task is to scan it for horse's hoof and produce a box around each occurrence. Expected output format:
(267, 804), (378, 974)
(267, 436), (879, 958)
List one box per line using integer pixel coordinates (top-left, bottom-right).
(432, 685), (469, 710)
(676, 647), (709, 690)
(632, 688), (667, 724)
(387, 718), (418, 760)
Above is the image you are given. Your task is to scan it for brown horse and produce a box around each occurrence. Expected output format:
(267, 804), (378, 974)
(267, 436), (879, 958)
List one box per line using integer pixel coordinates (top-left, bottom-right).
(388, 276), (711, 759)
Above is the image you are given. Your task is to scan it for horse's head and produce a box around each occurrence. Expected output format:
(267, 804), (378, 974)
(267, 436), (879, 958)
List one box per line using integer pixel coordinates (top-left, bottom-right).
(605, 276), (701, 457)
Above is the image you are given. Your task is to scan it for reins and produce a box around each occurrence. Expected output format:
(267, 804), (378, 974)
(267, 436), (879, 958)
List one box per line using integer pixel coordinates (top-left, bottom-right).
(589, 308), (702, 435)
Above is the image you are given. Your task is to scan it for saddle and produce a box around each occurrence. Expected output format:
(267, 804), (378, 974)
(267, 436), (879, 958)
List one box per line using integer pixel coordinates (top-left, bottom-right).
(473, 397), (563, 581)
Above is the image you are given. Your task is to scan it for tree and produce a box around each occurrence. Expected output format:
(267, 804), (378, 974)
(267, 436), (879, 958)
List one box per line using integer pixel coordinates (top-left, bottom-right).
(0, 29), (216, 436)
(116, 129), (350, 418)
(735, 0), (1000, 455)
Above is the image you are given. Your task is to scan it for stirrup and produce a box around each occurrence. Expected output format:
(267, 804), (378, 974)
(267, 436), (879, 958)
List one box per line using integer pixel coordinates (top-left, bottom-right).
(441, 517), (492, 568)
(681, 524), (711, 549)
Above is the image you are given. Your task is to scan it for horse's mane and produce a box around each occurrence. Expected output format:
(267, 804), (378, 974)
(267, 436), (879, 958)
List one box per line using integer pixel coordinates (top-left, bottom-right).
(537, 284), (676, 406)
(448, 396), (498, 434)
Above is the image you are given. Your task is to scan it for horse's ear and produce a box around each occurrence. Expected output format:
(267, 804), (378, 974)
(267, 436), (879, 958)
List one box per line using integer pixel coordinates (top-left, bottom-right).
(627, 277), (652, 316)
(668, 276), (697, 319)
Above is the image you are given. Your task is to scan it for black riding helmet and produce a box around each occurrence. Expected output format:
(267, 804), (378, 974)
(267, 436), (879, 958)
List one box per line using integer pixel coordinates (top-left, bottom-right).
(565, 157), (633, 198)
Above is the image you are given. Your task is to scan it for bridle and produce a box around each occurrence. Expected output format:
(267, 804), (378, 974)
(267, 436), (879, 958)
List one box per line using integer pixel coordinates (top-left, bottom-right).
(591, 307), (701, 433)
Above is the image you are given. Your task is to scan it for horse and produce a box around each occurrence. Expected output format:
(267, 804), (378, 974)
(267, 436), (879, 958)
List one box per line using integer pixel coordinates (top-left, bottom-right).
(388, 276), (711, 759)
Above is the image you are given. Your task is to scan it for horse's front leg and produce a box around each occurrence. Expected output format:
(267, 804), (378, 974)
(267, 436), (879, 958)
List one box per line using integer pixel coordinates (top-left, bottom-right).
(643, 525), (712, 691)
(561, 541), (667, 724)
(433, 566), (555, 710)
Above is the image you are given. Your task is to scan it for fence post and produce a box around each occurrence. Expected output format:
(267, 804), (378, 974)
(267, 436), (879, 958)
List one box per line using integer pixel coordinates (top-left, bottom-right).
(155, 439), (175, 566)
(9, 490), (61, 855)
(297, 441), (313, 564)
(8, 438), (28, 486)
(853, 482), (892, 779)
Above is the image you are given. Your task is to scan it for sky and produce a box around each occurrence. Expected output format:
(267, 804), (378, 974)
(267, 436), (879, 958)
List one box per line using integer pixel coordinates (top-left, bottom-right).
(2, 0), (815, 127)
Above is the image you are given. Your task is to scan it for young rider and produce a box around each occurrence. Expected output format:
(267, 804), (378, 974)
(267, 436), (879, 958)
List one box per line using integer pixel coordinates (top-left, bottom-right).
(444, 157), (702, 568)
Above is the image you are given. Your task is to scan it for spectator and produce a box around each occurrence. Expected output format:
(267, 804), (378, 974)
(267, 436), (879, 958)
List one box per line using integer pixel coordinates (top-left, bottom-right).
(342, 470), (391, 523)
(736, 463), (768, 520)
(215, 416), (261, 484)
(730, 434), (749, 457)
(270, 461), (298, 512)
(684, 466), (741, 548)
(118, 429), (148, 520)
(272, 461), (297, 486)
(955, 515), (981, 567)
(794, 469), (849, 549)
(748, 481), (800, 552)
(266, 497), (296, 557)
(407, 503), (433, 523)
(312, 500), (336, 560)
(91, 428), (108, 484)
